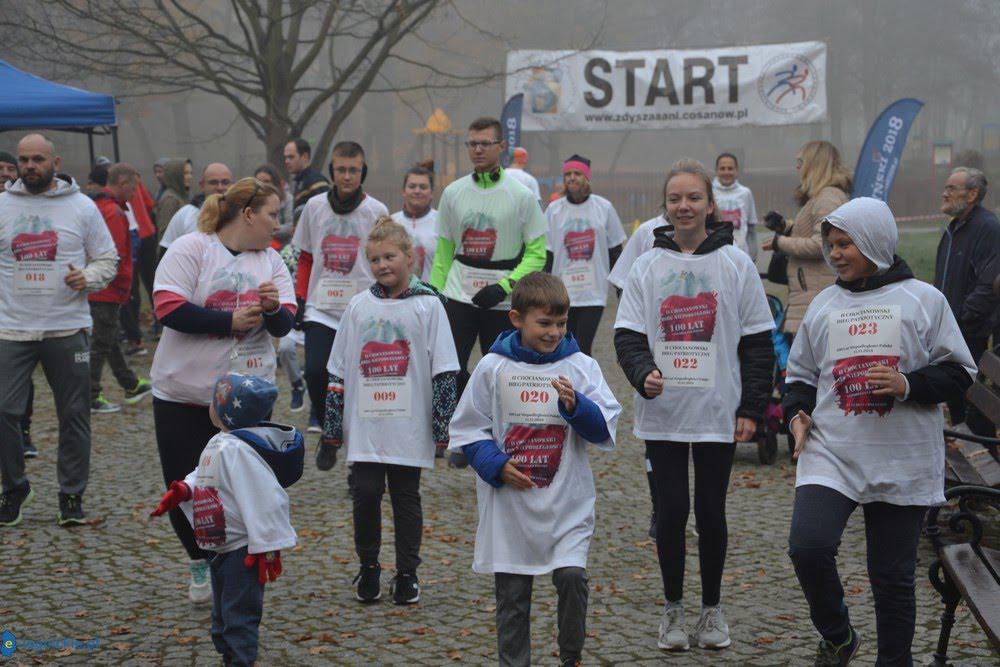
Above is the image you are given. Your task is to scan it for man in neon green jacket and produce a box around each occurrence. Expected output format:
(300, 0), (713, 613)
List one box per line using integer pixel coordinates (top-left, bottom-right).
(430, 117), (547, 399)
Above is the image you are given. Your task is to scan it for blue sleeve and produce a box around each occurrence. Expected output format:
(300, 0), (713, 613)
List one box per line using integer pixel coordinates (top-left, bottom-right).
(558, 391), (611, 444)
(263, 305), (295, 337)
(161, 301), (232, 336)
(461, 439), (510, 488)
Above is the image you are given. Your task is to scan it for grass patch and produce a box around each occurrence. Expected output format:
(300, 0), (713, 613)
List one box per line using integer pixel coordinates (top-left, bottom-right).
(898, 227), (943, 283)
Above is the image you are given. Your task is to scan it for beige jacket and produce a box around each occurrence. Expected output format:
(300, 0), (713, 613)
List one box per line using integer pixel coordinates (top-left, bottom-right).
(777, 186), (850, 333)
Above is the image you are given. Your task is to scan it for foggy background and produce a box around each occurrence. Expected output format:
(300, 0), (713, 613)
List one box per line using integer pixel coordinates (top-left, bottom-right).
(3, 0), (998, 223)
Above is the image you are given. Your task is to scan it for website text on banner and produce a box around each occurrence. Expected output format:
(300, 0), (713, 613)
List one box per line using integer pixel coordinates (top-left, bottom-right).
(851, 98), (924, 202)
(507, 41), (827, 132)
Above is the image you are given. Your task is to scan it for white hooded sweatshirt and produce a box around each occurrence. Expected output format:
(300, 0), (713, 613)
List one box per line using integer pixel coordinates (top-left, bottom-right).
(786, 197), (976, 505)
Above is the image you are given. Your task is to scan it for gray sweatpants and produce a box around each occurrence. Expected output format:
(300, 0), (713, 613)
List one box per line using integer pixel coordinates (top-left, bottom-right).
(276, 336), (304, 388)
(0, 332), (91, 495)
(495, 567), (589, 667)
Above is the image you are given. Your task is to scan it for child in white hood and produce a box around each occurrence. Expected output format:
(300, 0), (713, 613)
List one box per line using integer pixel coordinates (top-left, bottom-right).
(151, 373), (304, 667)
(783, 197), (975, 665)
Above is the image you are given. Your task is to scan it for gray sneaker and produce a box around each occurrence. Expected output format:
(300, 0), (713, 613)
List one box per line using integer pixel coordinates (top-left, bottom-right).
(695, 605), (731, 649)
(657, 602), (689, 651)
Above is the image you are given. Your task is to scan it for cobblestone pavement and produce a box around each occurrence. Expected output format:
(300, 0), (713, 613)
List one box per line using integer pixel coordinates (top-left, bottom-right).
(1, 307), (997, 666)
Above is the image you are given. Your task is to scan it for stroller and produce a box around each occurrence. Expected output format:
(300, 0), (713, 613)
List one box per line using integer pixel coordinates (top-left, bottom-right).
(754, 292), (794, 464)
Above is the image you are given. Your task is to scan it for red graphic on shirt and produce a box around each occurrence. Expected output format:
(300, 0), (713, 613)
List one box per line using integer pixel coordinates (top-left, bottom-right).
(360, 340), (411, 377)
(719, 208), (742, 229)
(321, 234), (360, 274)
(192, 486), (227, 548)
(204, 288), (260, 312)
(461, 227), (497, 259)
(564, 229), (596, 261)
(12, 230), (58, 261)
(412, 246), (427, 275)
(504, 424), (568, 488)
(832, 355), (899, 416)
(659, 292), (718, 342)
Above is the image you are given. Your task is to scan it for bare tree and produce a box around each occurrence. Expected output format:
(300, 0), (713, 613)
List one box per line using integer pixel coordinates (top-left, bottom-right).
(2, 1), (505, 169)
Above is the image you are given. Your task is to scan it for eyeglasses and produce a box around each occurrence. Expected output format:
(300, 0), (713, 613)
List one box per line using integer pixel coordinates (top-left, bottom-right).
(333, 167), (362, 176)
(465, 140), (501, 150)
(943, 185), (967, 194)
(205, 178), (231, 187)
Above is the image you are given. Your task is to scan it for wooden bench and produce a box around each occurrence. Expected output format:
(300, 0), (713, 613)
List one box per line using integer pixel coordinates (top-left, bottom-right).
(925, 484), (1000, 665)
(944, 348), (1000, 488)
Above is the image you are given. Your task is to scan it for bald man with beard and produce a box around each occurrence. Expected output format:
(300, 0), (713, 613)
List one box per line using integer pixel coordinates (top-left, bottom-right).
(158, 162), (233, 255)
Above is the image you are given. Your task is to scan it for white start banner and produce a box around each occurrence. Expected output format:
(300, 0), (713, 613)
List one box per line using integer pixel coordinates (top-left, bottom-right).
(506, 41), (826, 131)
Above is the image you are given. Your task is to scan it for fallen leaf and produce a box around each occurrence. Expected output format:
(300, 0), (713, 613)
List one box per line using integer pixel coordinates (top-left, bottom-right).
(53, 649), (74, 657)
(448, 650), (463, 661)
(753, 636), (778, 646)
(112, 643), (130, 651)
(458, 628), (472, 637)
(414, 627), (435, 635)
(293, 634), (313, 643)
(388, 637), (411, 644)
(308, 646), (326, 655)
(176, 636), (198, 645)
(318, 634), (339, 645)
(341, 632), (357, 639)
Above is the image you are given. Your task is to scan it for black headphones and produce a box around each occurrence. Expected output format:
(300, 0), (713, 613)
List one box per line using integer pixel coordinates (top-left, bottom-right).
(472, 167), (501, 184)
(328, 161), (367, 184)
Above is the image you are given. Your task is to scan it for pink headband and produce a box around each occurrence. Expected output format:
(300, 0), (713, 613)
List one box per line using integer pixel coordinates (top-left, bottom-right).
(562, 160), (591, 180)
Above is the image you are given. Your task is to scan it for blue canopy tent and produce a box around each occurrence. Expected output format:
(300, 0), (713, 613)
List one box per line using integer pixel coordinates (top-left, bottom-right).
(0, 59), (119, 163)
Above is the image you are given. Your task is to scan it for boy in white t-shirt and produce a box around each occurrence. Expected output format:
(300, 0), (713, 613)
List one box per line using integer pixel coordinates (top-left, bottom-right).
(449, 272), (621, 667)
(151, 373), (304, 667)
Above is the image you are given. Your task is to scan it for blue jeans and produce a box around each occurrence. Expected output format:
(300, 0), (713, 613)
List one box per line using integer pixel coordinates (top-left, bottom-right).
(210, 546), (265, 667)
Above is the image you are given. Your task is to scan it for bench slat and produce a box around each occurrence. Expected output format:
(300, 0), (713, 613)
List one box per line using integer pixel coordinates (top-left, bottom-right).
(976, 350), (1000, 385)
(941, 544), (1000, 649)
(967, 382), (1000, 427)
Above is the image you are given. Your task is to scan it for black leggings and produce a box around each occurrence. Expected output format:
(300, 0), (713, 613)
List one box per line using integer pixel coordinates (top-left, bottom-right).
(646, 441), (736, 606)
(444, 300), (512, 397)
(788, 484), (926, 666)
(303, 322), (337, 428)
(352, 462), (422, 572)
(567, 306), (603, 356)
(153, 398), (217, 561)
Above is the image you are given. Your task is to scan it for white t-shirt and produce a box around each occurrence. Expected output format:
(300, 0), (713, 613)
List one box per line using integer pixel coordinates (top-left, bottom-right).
(391, 208), (438, 282)
(292, 192), (388, 330)
(606, 215), (666, 290)
(180, 432), (296, 555)
(0, 185), (116, 331)
(328, 288), (459, 468)
(712, 179), (758, 256)
(506, 167), (542, 202)
(545, 195), (627, 308)
(448, 352), (621, 575)
(615, 243), (773, 442)
(151, 232), (295, 405)
(160, 204), (199, 249)
(125, 203), (139, 232)
(787, 279), (976, 505)
(436, 173), (547, 308)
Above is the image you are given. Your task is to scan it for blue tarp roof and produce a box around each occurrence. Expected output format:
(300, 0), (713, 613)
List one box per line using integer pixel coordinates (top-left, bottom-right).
(0, 59), (117, 131)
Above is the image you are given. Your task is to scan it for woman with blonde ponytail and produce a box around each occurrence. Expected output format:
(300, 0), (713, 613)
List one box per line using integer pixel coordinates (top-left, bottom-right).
(149, 176), (297, 604)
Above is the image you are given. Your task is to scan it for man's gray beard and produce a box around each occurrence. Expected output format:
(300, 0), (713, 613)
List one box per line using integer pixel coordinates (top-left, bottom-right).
(23, 169), (54, 194)
(942, 202), (966, 218)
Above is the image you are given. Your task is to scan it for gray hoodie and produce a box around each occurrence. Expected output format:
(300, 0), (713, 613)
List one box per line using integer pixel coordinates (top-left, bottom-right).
(821, 197), (898, 274)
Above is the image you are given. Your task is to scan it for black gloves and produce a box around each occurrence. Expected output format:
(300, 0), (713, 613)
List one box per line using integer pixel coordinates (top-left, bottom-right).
(294, 297), (306, 330)
(763, 211), (787, 234)
(471, 283), (508, 310)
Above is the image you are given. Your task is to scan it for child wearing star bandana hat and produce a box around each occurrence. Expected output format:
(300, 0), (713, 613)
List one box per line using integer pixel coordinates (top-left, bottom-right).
(150, 372), (304, 667)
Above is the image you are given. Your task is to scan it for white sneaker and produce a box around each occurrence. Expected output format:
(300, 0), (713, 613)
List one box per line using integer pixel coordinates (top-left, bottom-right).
(657, 602), (689, 651)
(695, 605), (731, 649)
(188, 559), (212, 605)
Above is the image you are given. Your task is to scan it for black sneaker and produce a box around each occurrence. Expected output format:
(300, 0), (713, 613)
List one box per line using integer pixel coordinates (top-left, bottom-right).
(57, 493), (87, 526)
(22, 431), (38, 459)
(390, 571), (420, 605)
(447, 450), (468, 468)
(123, 379), (153, 405)
(290, 382), (305, 413)
(0, 483), (34, 527)
(315, 440), (339, 471)
(353, 564), (382, 602)
(815, 627), (860, 666)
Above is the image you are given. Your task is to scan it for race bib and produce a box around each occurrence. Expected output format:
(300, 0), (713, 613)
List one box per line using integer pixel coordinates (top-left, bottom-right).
(14, 261), (58, 297)
(457, 264), (510, 305)
(500, 372), (562, 425)
(561, 262), (597, 292)
(655, 341), (717, 388)
(359, 376), (413, 418)
(314, 276), (359, 312)
(231, 337), (275, 376)
(827, 305), (901, 360)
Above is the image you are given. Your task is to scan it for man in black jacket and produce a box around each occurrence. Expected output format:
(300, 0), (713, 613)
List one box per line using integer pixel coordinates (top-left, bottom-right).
(934, 166), (1000, 436)
(284, 138), (329, 220)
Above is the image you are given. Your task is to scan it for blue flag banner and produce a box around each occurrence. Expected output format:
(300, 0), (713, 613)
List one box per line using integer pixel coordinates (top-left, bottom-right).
(852, 98), (923, 201)
(500, 94), (524, 167)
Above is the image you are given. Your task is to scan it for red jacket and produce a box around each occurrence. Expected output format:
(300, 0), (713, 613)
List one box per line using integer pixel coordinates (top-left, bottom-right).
(130, 179), (157, 239)
(89, 188), (133, 304)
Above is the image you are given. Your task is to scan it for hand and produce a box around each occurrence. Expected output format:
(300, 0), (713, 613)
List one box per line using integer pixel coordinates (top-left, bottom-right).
(643, 369), (664, 398)
(231, 305), (264, 334)
(762, 237), (775, 252)
(258, 281), (280, 313)
(763, 210), (786, 234)
(244, 550), (282, 585)
(500, 460), (536, 490)
(552, 375), (576, 413)
(867, 365), (907, 398)
(64, 263), (87, 291)
(790, 410), (813, 461)
(471, 283), (507, 310)
(149, 480), (192, 517)
(734, 417), (757, 442)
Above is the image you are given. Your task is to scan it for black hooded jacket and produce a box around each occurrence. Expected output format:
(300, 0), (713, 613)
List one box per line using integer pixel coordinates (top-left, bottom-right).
(783, 256), (975, 423)
(613, 223), (775, 422)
